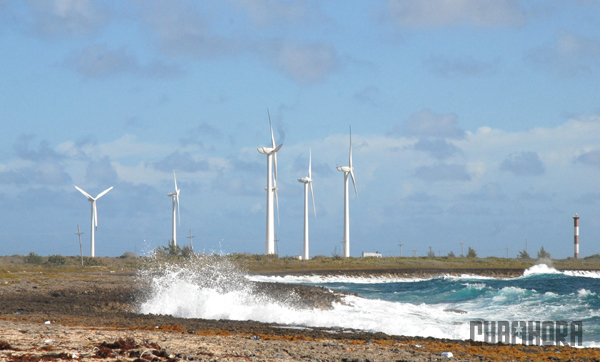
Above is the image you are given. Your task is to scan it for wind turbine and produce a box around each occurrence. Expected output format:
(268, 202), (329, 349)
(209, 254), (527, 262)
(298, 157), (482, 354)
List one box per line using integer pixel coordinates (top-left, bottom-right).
(257, 110), (282, 255)
(336, 127), (358, 258)
(74, 185), (113, 258)
(167, 171), (181, 246)
(297, 149), (316, 260)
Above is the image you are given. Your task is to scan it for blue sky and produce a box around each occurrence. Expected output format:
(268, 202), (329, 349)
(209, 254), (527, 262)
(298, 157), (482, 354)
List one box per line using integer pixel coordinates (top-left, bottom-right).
(0, 0), (599, 258)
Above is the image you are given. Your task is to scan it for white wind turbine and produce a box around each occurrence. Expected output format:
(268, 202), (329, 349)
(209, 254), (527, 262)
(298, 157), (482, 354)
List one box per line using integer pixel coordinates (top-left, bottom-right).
(297, 149), (316, 261)
(167, 171), (181, 246)
(336, 127), (358, 258)
(74, 185), (113, 258)
(257, 110), (282, 255)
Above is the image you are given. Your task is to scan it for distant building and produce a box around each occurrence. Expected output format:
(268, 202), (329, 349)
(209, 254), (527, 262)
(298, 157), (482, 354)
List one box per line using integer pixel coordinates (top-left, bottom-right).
(295, 255), (303, 260)
(362, 251), (382, 258)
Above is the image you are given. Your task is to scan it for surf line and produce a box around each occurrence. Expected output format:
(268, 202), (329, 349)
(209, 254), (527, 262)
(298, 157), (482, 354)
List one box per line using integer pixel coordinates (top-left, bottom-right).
(470, 321), (583, 346)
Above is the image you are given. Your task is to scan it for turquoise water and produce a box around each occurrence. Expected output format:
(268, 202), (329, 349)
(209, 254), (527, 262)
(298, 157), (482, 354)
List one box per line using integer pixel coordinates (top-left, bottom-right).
(141, 259), (600, 346)
(256, 265), (600, 345)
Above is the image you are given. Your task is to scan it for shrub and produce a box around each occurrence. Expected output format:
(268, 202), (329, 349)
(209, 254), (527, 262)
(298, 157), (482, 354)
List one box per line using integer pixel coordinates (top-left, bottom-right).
(518, 250), (531, 259)
(466, 247), (477, 258)
(427, 247), (435, 258)
(537, 247), (551, 259)
(24, 252), (43, 265)
(181, 245), (193, 258)
(82, 257), (103, 266)
(47, 254), (66, 265)
(119, 252), (137, 259)
(447, 251), (456, 258)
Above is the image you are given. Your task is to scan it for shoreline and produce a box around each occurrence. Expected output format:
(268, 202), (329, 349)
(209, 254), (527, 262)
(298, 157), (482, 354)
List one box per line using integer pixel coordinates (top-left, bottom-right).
(252, 267), (527, 278)
(2, 267), (600, 361)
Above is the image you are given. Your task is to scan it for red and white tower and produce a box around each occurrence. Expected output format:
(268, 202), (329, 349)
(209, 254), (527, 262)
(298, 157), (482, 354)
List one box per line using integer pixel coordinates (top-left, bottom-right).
(573, 214), (580, 259)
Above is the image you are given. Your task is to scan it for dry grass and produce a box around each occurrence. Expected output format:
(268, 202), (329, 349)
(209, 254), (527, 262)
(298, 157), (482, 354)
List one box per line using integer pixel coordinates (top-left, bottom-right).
(1, 253), (600, 278)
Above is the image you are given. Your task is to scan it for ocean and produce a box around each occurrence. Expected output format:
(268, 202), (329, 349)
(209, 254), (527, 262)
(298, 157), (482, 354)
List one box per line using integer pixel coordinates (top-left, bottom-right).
(138, 260), (600, 347)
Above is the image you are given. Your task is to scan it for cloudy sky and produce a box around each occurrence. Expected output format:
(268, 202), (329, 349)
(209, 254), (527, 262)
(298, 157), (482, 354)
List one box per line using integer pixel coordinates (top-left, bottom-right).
(0, 0), (599, 258)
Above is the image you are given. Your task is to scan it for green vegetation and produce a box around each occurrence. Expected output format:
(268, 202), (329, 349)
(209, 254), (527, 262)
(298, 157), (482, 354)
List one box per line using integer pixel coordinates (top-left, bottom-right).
(537, 247), (551, 259)
(466, 247), (477, 258)
(24, 252), (44, 265)
(3, 247), (600, 277)
(518, 250), (532, 259)
(47, 254), (66, 265)
(427, 247), (435, 258)
(153, 241), (194, 259)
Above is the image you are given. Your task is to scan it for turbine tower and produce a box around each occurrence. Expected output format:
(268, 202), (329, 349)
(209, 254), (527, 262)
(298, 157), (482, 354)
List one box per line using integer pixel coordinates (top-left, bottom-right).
(257, 110), (282, 255)
(297, 149), (316, 260)
(74, 185), (113, 258)
(167, 171), (181, 246)
(336, 127), (358, 258)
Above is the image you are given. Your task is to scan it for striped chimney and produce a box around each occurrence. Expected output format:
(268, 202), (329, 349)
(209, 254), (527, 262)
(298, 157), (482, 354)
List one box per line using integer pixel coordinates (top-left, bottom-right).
(573, 214), (580, 259)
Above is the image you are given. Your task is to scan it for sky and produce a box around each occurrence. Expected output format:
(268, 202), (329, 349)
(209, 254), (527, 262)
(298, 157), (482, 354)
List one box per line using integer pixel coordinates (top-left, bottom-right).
(0, 0), (599, 259)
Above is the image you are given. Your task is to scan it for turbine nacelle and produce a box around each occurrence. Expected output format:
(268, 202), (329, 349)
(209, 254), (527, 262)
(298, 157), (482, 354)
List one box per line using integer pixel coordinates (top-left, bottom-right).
(257, 143), (282, 155)
(168, 171), (181, 227)
(297, 177), (313, 183)
(336, 166), (353, 173)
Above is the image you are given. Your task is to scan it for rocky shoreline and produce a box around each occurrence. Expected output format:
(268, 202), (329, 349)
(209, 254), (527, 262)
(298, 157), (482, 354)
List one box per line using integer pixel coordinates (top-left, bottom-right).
(1, 268), (600, 361)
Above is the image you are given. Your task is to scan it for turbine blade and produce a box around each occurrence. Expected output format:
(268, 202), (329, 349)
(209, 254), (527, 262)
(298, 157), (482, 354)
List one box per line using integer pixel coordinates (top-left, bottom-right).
(177, 193), (181, 226)
(74, 185), (93, 199)
(268, 109), (276, 149)
(274, 180), (280, 225)
(96, 186), (113, 199)
(93, 202), (98, 228)
(308, 148), (312, 179)
(350, 170), (358, 201)
(310, 181), (316, 217)
(349, 126), (353, 168)
(273, 152), (278, 185)
(173, 171), (178, 192)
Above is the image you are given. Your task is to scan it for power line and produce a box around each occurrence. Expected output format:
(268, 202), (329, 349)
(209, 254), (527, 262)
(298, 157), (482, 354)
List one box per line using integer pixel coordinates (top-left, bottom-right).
(186, 230), (195, 253)
(74, 225), (84, 266)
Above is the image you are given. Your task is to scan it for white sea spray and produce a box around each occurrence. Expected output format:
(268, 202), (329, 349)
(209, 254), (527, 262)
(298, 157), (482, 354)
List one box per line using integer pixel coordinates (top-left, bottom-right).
(135, 258), (600, 347)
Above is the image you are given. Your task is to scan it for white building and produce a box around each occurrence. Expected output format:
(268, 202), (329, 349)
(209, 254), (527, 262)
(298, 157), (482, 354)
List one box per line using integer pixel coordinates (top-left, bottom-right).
(362, 252), (382, 258)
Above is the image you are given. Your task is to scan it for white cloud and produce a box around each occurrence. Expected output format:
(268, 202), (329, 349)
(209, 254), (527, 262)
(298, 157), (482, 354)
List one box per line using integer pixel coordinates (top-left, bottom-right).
(389, 109), (465, 139)
(423, 55), (498, 77)
(229, 0), (313, 27)
(386, 0), (527, 28)
(141, 2), (338, 84)
(24, 0), (110, 38)
(500, 151), (545, 176)
(64, 44), (181, 79)
(527, 31), (600, 77)
(263, 41), (339, 84)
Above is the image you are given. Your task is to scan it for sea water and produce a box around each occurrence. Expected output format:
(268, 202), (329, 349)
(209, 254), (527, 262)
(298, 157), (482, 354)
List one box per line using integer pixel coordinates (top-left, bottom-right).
(138, 259), (600, 347)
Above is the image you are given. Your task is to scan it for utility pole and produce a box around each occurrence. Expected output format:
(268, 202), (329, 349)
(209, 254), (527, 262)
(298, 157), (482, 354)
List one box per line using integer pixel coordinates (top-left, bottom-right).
(186, 230), (195, 253)
(525, 239), (528, 253)
(506, 246), (509, 258)
(75, 225), (84, 267)
(275, 234), (280, 257)
(398, 239), (403, 257)
(439, 248), (441, 256)
(460, 239), (464, 257)
(413, 249), (417, 257)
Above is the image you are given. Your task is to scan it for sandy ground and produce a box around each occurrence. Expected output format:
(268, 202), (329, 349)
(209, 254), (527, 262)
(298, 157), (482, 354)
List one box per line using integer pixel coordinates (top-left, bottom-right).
(1, 268), (600, 361)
